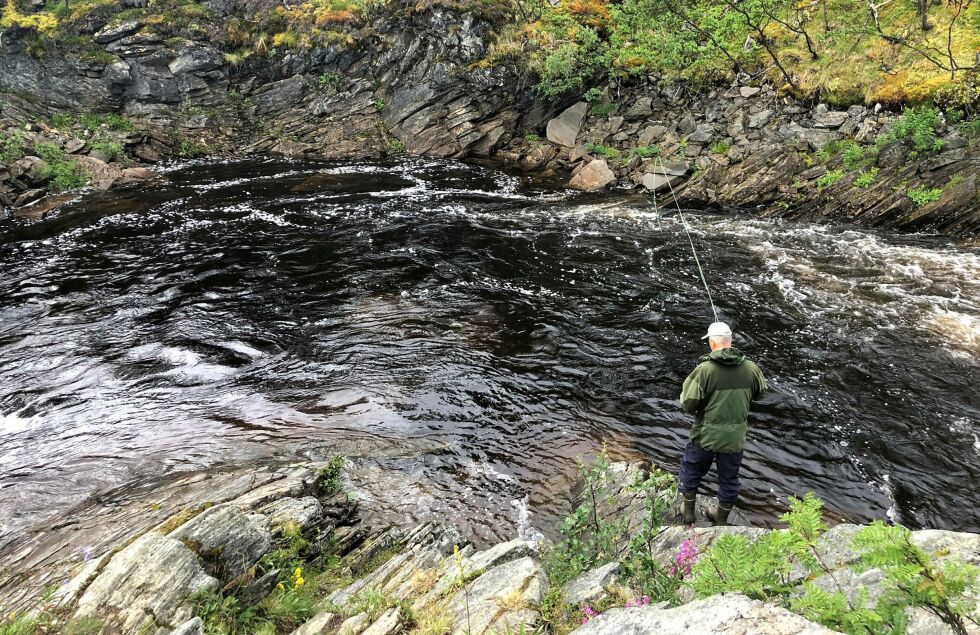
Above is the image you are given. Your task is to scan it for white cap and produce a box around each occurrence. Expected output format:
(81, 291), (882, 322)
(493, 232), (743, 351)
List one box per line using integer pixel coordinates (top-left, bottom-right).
(701, 322), (732, 340)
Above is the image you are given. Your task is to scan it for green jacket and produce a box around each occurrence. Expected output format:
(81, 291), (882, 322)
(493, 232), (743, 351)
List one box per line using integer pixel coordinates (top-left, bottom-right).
(680, 347), (767, 453)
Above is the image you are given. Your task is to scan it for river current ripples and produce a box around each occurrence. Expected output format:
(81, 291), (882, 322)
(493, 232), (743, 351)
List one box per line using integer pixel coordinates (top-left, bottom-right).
(0, 157), (977, 545)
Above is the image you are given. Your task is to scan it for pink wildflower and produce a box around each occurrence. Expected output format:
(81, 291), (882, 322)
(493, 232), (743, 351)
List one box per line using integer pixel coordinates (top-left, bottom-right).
(673, 539), (699, 577)
(580, 606), (600, 624)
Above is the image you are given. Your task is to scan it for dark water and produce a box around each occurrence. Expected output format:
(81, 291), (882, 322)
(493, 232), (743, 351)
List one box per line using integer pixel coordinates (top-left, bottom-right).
(1, 158), (978, 545)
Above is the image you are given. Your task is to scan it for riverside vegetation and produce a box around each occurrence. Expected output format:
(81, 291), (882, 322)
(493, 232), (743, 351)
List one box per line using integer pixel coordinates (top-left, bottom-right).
(3, 452), (976, 635)
(0, 0), (977, 233)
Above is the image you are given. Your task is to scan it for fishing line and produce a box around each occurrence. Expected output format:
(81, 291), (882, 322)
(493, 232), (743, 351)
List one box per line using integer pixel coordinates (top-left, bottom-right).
(654, 157), (720, 323)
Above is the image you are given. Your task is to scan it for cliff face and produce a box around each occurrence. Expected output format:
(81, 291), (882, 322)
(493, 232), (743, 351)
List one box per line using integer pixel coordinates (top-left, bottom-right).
(0, 4), (976, 234)
(0, 6), (533, 160)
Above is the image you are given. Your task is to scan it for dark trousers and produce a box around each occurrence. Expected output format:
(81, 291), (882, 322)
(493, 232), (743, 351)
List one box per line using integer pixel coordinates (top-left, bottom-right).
(677, 441), (743, 503)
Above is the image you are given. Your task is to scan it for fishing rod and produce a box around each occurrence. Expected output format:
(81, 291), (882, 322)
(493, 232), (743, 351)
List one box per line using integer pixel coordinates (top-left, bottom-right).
(652, 156), (720, 324)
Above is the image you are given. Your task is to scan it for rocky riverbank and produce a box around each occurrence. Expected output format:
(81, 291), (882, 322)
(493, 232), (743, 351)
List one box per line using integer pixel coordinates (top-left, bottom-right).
(2, 459), (977, 634)
(0, 4), (976, 234)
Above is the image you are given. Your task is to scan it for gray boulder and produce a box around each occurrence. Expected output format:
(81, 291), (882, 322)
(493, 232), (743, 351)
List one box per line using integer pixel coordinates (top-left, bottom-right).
(547, 102), (588, 147)
(171, 617), (204, 635)
(645, 161), (689, 176)
(73, 532), (218, 634)
(362, 607), (402, 635)
(291, 611), (338, 635)
(337, 612), (370, 635)
(624, 97), (653, 120)
(93, 20), (143, 45)
(642, 173), (683, 193)
(688, 125), (714, 144)
(261, 496), (324, 531)
(563, 562), (620, 605)
(569, 159), (616, 191)
(168, 503), (272, 582)
(638, 125), (667, 147)
(570, 593), (836, 634)
(813, 110), (849, 129)
(169, 46), (224, 75)
(748, 109), (775, 129)
(447, 556), (547, 635)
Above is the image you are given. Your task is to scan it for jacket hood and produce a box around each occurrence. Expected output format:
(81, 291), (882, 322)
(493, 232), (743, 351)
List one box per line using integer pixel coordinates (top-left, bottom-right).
(700, 347), (745, 366)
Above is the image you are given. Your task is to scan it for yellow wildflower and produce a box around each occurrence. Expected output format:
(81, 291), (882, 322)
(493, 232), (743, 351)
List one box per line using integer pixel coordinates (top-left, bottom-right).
(276, 582), (285, 591)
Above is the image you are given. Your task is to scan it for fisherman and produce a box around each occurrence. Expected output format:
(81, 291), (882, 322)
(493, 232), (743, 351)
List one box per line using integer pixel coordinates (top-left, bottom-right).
(678, 322), (767, 526)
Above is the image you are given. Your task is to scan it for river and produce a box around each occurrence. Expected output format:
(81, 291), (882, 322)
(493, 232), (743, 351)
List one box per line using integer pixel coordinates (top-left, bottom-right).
(0, 157), (977, 547)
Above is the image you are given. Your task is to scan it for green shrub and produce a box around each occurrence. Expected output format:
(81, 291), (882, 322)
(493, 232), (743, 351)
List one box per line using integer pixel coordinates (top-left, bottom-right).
(631, 145), (661, 158)
(316, 454), (345, 496)
(884, 106), (945, 156)
(91, 139), (124, 161)
(79, 112), (134, 133)
(816, 169), (844, 189)
(840, 142), (865, 170)
(525, 133), (542, 142)
(709, 141), (731, 154)
(49, 113), (75, 129)
(192, 588), (271, 635)
(689, 493), (980, 635)
(934, 80), (980, 119)
(854, 168), (878, 188)
(34, 141), (64, 165)
(179, 140), (208, 158)
(584, 87), (604, 103)
(44, 161), (90, 190)
(814, 139), (846, 164)
(850, 522), (979, 634)
(0, 131), (24, 163)
(587, 143), (621, 159)
(590, 101), (616, 118)
(34, 142), (89, 190)
(543, 448), (679, 607)
(958, 118), (980, 141)
(907, 185), (942, 207)
(318, 72), (343, 91)
(534, 13), (605, 97)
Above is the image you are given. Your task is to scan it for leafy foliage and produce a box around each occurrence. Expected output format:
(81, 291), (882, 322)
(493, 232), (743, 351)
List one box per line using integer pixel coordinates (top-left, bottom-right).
(315, 454), (345, 496)
(90, 139), (123, 160)
(617, 467), (681, 601)
(484, 0), (976, 101)
(0, 131), (24, 163)
(586, 143), (621, 159)
(0, 0), (58, 33)
(840, 142), (866, 170)
(883, 106), (946, 155)
(854, 168), (879, 188)
(815, 169), (844, 189)
(852, 522), (979, 634)
(179, 140), (208, 158)
(688, 493), (979, 634)
(33, 142), (89, 190)
(709, 141), (731, 154)
(541, 450), (680, 632)
(907, 185), (943, 207)
(543, 449), (620, 587)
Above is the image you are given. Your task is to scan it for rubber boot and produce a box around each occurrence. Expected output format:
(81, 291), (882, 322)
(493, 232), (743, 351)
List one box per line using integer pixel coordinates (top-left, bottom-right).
(707, 500), (734, 526)
(680, 491), (697, 525)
